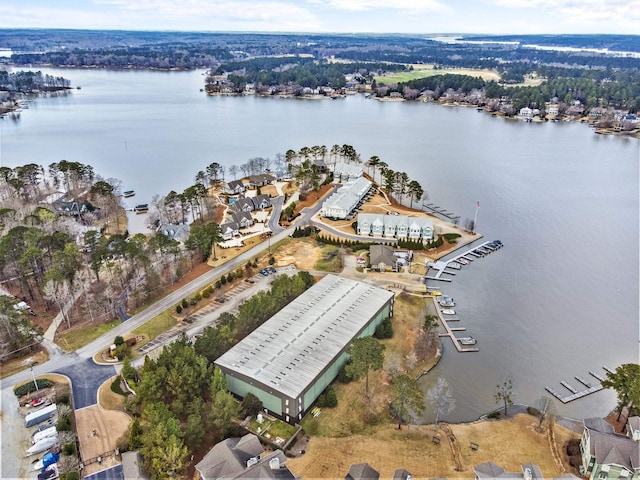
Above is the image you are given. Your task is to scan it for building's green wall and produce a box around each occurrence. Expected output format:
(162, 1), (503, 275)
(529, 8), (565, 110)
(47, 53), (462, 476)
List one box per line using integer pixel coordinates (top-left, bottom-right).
(226, 376), (282, 415)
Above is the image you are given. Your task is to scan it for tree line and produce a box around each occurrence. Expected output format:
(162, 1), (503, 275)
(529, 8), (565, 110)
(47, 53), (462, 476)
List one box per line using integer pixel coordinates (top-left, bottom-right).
(0, 70), (71, 92)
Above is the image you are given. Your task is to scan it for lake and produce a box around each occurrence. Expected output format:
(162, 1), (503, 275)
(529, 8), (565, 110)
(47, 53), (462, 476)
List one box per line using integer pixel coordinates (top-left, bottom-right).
(1, 68), (638, 422)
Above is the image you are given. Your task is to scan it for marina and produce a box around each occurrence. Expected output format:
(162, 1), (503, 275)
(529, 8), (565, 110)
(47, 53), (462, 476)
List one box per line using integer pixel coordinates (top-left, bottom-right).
(433, 297), (478, 353)
(422, 202), (460, 221)
(425, 240), (503, 281)
(544, 367), (609, 403)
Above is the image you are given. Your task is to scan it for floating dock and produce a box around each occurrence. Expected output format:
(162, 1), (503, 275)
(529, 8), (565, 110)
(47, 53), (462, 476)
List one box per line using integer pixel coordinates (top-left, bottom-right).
(426, 240), (501, 280)
(433, 300), (478, 352)
(545, 367), (609, 403)
(422, 203), (460, 221)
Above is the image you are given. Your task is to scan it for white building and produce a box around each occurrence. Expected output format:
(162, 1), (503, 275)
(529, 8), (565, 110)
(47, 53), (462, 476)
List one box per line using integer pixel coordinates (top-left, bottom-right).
(321, 177), (372, 219)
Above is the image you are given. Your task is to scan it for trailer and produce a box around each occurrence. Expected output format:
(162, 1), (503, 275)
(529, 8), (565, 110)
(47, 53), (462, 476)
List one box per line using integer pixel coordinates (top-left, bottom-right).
(25, 403), (56, 428)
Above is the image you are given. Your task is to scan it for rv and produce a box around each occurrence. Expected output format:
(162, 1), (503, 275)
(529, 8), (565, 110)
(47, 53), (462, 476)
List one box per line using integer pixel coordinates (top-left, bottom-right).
(25, 403), (56, 428)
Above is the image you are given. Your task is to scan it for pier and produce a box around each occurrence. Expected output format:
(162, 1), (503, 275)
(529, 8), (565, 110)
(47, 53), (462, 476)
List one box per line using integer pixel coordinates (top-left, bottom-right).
(545, 367), (609, 403)
(433, 298), (478, 353)
(426, 240), (502, 280)
(422, 202), (460, 221)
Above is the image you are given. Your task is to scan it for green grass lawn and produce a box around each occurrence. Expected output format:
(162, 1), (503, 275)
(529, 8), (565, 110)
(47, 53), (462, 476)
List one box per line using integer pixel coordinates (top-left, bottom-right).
(57, 319), (121, 352)
(132, 311), (178, 348)
(375, 65), (501, 86)
(314, 246), (342, 272)
(247, 416), (297, 444)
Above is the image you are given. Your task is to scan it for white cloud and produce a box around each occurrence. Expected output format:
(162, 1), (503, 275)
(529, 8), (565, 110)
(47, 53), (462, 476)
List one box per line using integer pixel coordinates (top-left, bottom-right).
(309, 0), (452, 14)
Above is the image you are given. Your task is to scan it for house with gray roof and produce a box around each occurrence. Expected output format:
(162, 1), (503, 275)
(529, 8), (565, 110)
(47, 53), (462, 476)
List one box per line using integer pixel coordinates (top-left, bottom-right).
(248, 174), (275, 188)
(369, 244), (399, 271)
(215, 275), (394, 424)
(231, 197), (256, 213)
(345, 463), (380, 480)
(219, 222), (240, 241)
(231, 211), (254, 229)
(333, 162), (363, 182)
(158, 223), (190, 243)
(627, 416), (640, 441)
(581, 417), (640, 480)
(223, 180), (246, 195)
(195, 433), (296, 480)
(474, 462), (543, 480)
(321, 177), (372, 219)
(357, 214), (433, 241)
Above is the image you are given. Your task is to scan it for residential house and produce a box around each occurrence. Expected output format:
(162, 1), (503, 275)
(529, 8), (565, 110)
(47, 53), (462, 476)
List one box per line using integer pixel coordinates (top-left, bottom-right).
(195, 433), (296, 480)
(332, 162), (363, 182)
(627, 416), (640, 441)
(321, 177), (371, 219)
(223, 180), (246, 195)
(580, 417), (640, 480)
(356, 214), (433, 241)
(158, 223), (190, 243)
(252, 194), (272, 210)
(519, 107), (533, 120)
(247, 174), (275, 188)
(357, 213), (384, 236)
(392, 469), (413, 480)
(231, 211), (254, 229)
(231, 197), (255, 213)
(474, 462), (544, 479)
(546, 103), (560, 116)
(369, 244), (399, 271)
(219, 222), (239, 241)
(383, 215), (408, 239)
(345, 463), (380, 480)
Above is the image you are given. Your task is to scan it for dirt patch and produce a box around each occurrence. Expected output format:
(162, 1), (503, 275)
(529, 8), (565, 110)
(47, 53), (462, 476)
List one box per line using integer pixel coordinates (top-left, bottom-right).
(167, 262), (214, 293)
(273, 238), (322, 271)
(75, 392), (131, 476)
(287, 414), (578, 479)
(293, 183), (334, 214)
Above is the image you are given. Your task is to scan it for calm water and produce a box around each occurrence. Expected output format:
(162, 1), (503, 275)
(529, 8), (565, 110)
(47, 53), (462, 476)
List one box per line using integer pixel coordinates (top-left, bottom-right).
(2, 68), (638, 422)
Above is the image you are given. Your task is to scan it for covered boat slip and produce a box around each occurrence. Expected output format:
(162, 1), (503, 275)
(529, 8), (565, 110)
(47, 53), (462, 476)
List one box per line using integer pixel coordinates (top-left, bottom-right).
(215, 275), (394, 422)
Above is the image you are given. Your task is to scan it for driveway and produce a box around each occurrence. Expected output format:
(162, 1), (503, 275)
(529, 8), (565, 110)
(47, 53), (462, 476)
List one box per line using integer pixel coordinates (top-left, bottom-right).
(54, 358), (116, 410)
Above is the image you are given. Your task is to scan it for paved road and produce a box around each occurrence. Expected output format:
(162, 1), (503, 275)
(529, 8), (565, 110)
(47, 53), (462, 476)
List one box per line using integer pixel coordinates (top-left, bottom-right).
(54, 358), (116, 410)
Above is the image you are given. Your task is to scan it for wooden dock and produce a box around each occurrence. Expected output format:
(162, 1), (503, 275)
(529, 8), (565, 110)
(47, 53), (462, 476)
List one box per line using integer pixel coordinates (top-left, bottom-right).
(545, 367), (609, 403)
(433, 299), (478, 353)
(422, 202), (460, 221)
(426, 240), (501, 280)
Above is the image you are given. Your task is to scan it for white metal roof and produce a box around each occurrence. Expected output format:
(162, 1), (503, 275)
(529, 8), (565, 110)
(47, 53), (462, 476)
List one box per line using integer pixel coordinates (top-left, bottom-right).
(215, 274), (394, 399)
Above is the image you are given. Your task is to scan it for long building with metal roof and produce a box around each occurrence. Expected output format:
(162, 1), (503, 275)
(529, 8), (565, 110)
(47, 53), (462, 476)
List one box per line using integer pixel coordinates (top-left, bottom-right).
(215, 274), (394, 424)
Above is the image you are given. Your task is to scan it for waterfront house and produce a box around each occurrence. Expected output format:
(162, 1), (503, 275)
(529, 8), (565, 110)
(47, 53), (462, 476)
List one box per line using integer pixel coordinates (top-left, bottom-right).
(247, 174), (275, 188)
(252, 194), (272, 210)
(519, 107), (533, 120)
(159, 223), (190, 243)
(357, 213), (384, 236)
(231, 197), (255, 213)
(474, 462), (544, 479)
(223, 180), (246, 195)
(332, 162), (363, 182)
(546, 103), (560, 116)
(321, 177), (372, 219)
(580, 417), (640, 480)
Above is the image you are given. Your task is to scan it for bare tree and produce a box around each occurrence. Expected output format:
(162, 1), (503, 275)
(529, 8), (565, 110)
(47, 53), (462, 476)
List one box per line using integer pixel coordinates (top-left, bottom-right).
(427, 377), (455, 430)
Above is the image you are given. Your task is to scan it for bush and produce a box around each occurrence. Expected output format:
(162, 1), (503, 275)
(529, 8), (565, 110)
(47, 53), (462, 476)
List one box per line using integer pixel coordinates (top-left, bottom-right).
(206, 286), (214, 295)
(221, 276), (227, 285)
(14, 379), (52, 397)
(226, 272), (234, 283)
(337, 364), (352, 383)
(215, 280), (222, 289)
(487, 411), (501, 419)
(57, 415), (72, 432)
(110, 378), (128, 396)
(190, 298), (198, 306)
(114, 336), (125, 346)
(181, 298), (188, 308)
(62, 442), (76, 456)
(176, 304), (182, 314)
(269, 255), (275, 265)
(324, 386), (338, 408)
(374, 317), (393, 339)
(61, 472), (79, 480)
(194, 293), (202, 302)
(202, 290), (211, 299)
(57, 393), (70, 405)
(317, 394), (327, 408)
(527, 406), (541, 417)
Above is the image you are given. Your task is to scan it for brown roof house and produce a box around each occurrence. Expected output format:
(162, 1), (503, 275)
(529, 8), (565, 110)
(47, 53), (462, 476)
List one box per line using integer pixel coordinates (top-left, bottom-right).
(195, 433), (297, 480)
(369, 244), (399, 272)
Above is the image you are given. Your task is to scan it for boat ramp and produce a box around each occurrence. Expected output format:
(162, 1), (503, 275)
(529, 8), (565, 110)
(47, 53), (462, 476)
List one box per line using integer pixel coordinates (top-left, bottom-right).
(544, 368), (610, 403)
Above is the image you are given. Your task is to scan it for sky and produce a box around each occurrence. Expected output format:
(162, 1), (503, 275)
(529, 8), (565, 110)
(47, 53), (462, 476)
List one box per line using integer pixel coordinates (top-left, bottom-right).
(1, 0), (639, 35)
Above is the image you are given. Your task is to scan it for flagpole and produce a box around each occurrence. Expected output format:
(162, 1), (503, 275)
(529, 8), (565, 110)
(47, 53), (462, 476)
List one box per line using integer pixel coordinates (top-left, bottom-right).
(472, 201), (479, 234)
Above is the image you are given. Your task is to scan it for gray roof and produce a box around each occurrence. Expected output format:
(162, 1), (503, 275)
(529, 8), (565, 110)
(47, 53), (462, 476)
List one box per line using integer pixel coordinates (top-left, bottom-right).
(587, 429), (640, 471)
(392, 469), (412, 480)
(195, 434), (264, 480)
(474, 462), (507, 478)
(215, 275), (394, 399)
(226, 180), (245, 191)
(584, 417), (616, 434)
(370, 244), (397, 267)
(345, 463), (380, 480)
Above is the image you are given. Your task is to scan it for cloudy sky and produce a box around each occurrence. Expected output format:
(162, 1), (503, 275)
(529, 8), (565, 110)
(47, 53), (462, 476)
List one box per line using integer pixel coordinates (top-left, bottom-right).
(1, 0), (638, 35)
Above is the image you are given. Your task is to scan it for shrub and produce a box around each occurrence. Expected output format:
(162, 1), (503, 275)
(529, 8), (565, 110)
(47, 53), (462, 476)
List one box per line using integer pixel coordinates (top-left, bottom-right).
(194, 293), (202, 302)
(269, 255), (275, 265)
(527, 406), (541, 417)
(57, 393), (70, 405)
(215, 280), (222, 289)
(324, 386), (338, 408)
(226, 272), (234, 283)
(202, 290), (210, 299)
(57, 415), (72, 432)
(190, 298), (198, 306)
(487, 411), (501, 419)
(181, 298), (188, 309)
(61, 472), (79, 480)
(114, 336), (125, 346)
(304, 418), (319, 435)
(337, 364), (352, 383)
(221, 276), (227, 285)
(206, 286), (214, 295)
(62, 442), (76, 456)
(374, 317), (393, 339)
(110, 378), (127, 396)
(14, 379), (52, 397)
(176, 304), (182, 314)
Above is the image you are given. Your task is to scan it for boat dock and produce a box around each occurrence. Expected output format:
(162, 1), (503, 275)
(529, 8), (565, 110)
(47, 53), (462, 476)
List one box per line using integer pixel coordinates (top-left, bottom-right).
(426, 240), (502, 280)
(433, 299), (478, 353)
(422, 202), (460, 221)
(544, 367), (609, 403)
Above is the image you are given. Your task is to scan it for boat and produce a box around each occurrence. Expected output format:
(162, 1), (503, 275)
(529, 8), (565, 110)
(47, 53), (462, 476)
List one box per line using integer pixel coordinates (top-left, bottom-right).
(457, 258), (469, 265)
(441, 308), (456, 315)
(428, 291), (442, 296)
(439, 296), (455, 307)
(134, 204), (149, 213)
(123, 190), (135, 198)
(446, 262), (461, 270)
(458, 336), (476, 346)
